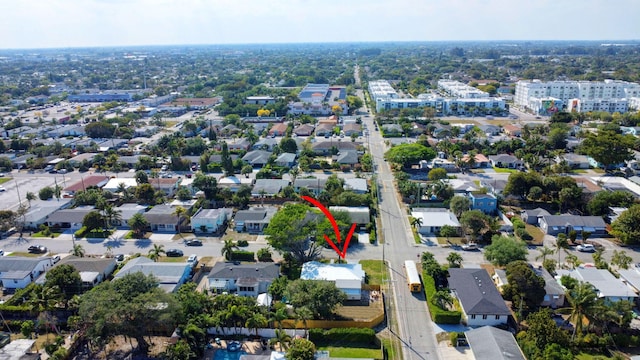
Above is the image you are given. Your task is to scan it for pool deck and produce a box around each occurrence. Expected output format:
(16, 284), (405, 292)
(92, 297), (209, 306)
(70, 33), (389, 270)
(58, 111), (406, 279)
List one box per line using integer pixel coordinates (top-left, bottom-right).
(205, 339), (273, 359)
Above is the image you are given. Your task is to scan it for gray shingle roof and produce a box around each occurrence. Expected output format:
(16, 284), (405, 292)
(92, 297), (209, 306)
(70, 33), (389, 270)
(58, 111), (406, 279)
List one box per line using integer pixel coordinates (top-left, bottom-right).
(541, 215), (606, 228)
(0, 257), (49, 279)
(242, 150), (272, 165)
(143, 204), (179, 224)
(448, 268), (510, 316)
(208, 262), (279, 280)
(465, 326), (525, 360)
(57, 256), (116, 275)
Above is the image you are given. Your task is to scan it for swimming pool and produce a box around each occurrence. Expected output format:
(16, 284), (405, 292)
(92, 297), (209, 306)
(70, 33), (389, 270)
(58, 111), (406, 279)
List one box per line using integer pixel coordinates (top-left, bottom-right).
(213, 349), (247, 360)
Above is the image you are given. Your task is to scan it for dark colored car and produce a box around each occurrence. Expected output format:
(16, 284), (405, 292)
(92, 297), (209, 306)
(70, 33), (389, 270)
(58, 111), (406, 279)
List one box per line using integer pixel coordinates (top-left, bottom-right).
(166, 249), (184, 257)
(28, 245), (47, 254)
(186, 239), (203, 246)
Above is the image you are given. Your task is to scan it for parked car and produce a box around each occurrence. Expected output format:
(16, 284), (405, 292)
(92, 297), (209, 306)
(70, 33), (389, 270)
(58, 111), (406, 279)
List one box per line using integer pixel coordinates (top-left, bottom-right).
(28, 245), (47, 254)
(186, 239), (202, 246)
(114, 254), (125, 262)
(461, 243), (479, 251)
(166, 249), (184, 257)
(52, 255), (61, 263)
(576, 244), (596, 253)
(0, 186), (5, 192)
(187, 254), (198, 267)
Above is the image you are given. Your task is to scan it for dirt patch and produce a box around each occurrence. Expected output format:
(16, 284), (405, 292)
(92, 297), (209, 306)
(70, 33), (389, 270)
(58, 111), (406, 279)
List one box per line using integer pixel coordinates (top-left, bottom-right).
(72, 336), (171, 360)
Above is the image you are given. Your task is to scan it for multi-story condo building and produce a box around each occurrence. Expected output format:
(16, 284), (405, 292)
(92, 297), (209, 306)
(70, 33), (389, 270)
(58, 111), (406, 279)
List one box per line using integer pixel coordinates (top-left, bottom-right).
(515, 79), (640, 115)
(288, 83), (348, 116)
(369, 80), (505, 115)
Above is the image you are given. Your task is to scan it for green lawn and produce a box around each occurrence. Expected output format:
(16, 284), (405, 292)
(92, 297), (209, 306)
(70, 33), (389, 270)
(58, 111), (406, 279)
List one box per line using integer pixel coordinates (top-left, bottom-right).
(316, 346), (382, 359)
(524, 223), (545, 245)
(83, 230), (113, 238)
(0, 178), (10, 185)
(492, 167), (519, 173)
(436, 236), (466, 245)
(575, 352), (615, 360)
(360, 260), (387, 286)
(32, 231), (62, 238)
(157, 256), (187, 263)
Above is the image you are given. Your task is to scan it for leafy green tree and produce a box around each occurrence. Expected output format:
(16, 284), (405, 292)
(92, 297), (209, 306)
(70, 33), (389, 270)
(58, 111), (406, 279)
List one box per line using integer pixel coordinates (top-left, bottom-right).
(446, 252), (463, 268)
(579, 129), (634, 170)
(428, 167), (447, 181)
(501, 260), (545, 311)
(221, 142), (234, 176)
(163, 340), (197, 360)
(44, 264), (82, 302)
(611, 250), (633, 269)
(82, 211), (104, 233)
(135, 183), (156, 204)
(432, 290), (454, 309)
(610, 204), (640, 245)
(192, 173), (218, 200)
(459, 210), (495, 240)
(384, 143), (436, 168)
(135, 170), (149, 184)
(484, 235), (528, 267)
(587, 190), (635, 216)
(503, 172), (543, 199)
(517, 308), (570, 360)
(286, 338), (316, 360)
(39, 186), (55, 200)
(449, 196), (471, 217)
(20, 320), (35, 339)
(439, 225), (458, 241)
(71, 244), (85, 257)
(280, 137), (298, 153)
(270, 329), (292, 351)
(265, 203), (323, 263)
(285, 279), (346, 320)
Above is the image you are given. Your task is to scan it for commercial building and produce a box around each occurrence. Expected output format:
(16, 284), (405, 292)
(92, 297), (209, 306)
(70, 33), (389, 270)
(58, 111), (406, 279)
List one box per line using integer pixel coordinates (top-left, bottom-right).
(68, 89), (144, 102)
(288, 84), (348, 116)
(514, 79), (640, 115)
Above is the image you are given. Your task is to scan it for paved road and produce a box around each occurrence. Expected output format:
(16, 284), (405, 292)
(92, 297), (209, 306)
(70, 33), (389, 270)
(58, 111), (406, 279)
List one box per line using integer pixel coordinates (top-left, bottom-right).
(361, 111), (441, 360)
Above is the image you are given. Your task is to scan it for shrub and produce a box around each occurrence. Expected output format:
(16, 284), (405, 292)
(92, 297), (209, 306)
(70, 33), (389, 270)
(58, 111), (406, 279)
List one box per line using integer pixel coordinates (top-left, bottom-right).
(423, 273), (461, 324)
(515, 227), (533, 241)
(309, 328), (376, 344)
(237, 239), (249, 247)
(231, 250), (255, 262)
(257, 248), (273, 262)
(74, 226), (88, 238)
(369, 229), (376, 244)
(512, 218), (525, 229)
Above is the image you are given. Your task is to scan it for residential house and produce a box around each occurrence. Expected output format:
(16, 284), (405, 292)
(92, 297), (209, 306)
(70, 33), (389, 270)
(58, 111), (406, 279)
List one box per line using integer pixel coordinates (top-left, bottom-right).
(465, 326), (526, 360)
(151, 178), (181, 197)
(478, 124), (501, 136)
(557, 267), (637, 303)
(300, 261), (365, 300)
(489, 154), (524, 169)
(223, 138), (252, 151)
(252, 179), (290, 197)
(293, 178), (327, 196)
(431, 123), (452, 138)
(63, 175), (109, 196)
(47, 206), (95, 231)
(245, 96), (275, 105)
(480, 179), (508, 196)
(520, 208), (551, 225)
(293, 124), (315, 136)
(315, 123), (335, 137)
(103, 178), (138, 193)
(275, 153), (296, 168)
(56, 256), (117, 289)
(344, 178), (368, 194)
(381, 124), (403, 135)
(448, 268), (511, 327)
(560, 153), (590, 169)
(191, 207), (233, 233)
(143, 204), (181, 233)
(343, 123), (362, 137)
(334, 150), (359, 166)
(411, 208), (461, 235)
(329, 206), (370, 227)
(468, 193), (498, 215)
(234, 207), (277, 233)
(134, 126), (159, 137)
(242, 150), (273, 168)
(252, 138), (279, 151)
(430, 158), (458, 172)
(312, 141), (358, 155)
(409, 122), (427, 136)
(503, 124), (522, 137)
(217, 176), (254, 193)
(461, 153), (491, 168)
(537, 267), (565, 308)
(538, 214), (607, 236)
(19, 199), (73, 230)
(115, 257), (192, 293)
(116, 204), (148, 228)
(208, 262), (280, 296)
(0, 257), (54, 290)
(268, 123), (288, 137)
(219, 125), (242, 137)
(616, 265), (640, 297)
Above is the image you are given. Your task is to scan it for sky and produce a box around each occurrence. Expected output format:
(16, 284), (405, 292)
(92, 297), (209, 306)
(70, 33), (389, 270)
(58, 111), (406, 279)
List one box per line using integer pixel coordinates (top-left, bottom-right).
(0, 0), (638, 49)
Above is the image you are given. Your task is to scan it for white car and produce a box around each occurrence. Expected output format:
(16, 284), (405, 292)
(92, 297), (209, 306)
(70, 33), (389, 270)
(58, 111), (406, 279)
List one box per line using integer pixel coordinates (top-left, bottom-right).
(576, 244), (596, 253)
(461, 243), (479, 251)
(0, 186), (5, 192)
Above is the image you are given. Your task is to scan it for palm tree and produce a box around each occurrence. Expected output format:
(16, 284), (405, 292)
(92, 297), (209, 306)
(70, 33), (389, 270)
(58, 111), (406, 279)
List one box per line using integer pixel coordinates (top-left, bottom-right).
(128, 212), (149, 238)
(555, 233), (569, 266)
(28, 285), (62, 340)
(446, 253), (463, 268)
(270, 329), (292, 351)
(295, 307), (313, 339)
(410, 216), (423, 229)
(289, 167), (300, 184)
(269, 307), (288, 330)
(432, 290), (454, 310)
(71, 244), (85, 258)
(102, 204), (122, 231)
(245, 313), (268, 337)
(560, 282), (598, 338)
(172, 206), (188, 234)
(148, 244), (165, 262)
(565, 253), (580, 270)
(535, 246), (555, 263)
(26, 192), (36, 208)
(221, 239), (238, 261)
(116, 182), (132, 201)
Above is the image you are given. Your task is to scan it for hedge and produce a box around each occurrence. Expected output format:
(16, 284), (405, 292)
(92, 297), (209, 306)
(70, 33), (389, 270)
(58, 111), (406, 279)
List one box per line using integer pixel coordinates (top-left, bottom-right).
(231, 251), (255, 262)
(423, 272), (461, 324)
(74, 226), (88, 238)
(309, 328), (377, 344)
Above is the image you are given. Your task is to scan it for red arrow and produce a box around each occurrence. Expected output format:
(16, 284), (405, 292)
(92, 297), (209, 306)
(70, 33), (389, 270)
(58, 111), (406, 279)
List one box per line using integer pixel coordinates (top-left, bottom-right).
(302, 195), (357, 259)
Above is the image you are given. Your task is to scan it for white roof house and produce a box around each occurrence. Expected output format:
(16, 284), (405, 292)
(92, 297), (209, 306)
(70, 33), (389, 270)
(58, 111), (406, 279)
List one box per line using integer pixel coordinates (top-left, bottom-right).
(411, 208), (461, 235)
(328, 206), (370, 225)
(103, 178), (138, 192)
(300, 261), (365, 300)
(557, 267), (637, 302)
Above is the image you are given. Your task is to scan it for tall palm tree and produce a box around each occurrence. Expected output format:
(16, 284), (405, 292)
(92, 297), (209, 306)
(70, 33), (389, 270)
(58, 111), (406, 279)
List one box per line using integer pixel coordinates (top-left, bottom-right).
(554, 233), (569, 267)
(28, 285), (62, 340)
(245, 313), (268, 337)
(289, 167), (300, 185)
(535, 246), (555, 264)
(128, 212), (149, 238)
(102, 204), (122, 231)
(25, 192), (37, 208)
(172, 206), (188, 234)
(269, 329), (292, 351)
(269, 307), (288, 330)
(295, 307), (313, 338)
(410, 216), (423, 229)
(221, 239), (238, 261)
(148, 244), (166, 262)
(560, 282), (598, 339)
(71, 244), (85, 258)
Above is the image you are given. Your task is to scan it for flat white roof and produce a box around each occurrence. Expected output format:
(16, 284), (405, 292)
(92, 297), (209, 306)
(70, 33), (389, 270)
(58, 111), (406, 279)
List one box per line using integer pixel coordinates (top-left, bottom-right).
(300, 261), (365, 282)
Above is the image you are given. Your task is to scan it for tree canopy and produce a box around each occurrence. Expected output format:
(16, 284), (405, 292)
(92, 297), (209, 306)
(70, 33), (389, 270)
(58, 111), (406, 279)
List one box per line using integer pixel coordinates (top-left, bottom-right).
(384, 143), (436, 167)
(484, 235), (528, 266)
(610, 204), (640, 245)
(501, 260), (546, 311)
(285, 279), (346, 320)
(579, 129), (634, 170)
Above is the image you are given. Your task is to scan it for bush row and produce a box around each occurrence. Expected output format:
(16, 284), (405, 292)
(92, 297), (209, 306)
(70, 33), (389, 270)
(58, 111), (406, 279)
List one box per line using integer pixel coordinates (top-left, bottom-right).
(74, 226), (88, 238)
(231, 250), (255, 262)
(309, 328), (377, 344)
(423, 273), (461, 324)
